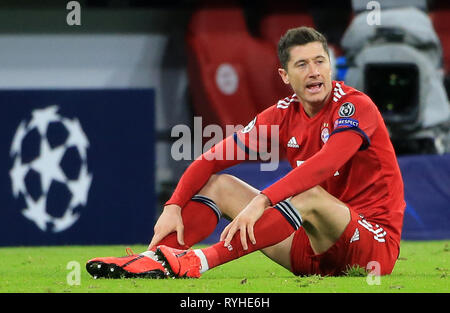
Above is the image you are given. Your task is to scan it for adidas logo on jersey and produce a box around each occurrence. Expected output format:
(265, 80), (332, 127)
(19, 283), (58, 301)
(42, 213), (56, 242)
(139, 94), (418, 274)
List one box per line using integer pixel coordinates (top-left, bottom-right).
(350, 228), (360, 243)
(287, 137), (300, 148)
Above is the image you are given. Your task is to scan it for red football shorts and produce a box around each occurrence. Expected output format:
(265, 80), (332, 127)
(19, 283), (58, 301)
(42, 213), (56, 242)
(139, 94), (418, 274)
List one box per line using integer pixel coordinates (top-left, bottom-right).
(289, 208), (400, 276)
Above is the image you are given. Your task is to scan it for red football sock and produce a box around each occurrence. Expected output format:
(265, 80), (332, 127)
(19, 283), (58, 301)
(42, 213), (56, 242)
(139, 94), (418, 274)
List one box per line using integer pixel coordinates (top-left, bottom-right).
(201, 207), (296, 269)
(149, 198), (220, 251)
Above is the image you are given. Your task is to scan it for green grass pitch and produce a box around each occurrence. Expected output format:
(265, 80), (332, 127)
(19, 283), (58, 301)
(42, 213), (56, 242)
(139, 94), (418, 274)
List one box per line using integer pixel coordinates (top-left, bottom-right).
(0, 240), (448, 293)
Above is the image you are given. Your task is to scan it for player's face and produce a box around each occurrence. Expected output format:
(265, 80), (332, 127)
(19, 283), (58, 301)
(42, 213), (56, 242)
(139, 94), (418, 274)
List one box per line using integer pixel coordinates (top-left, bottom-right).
(278, 41), (332, 111)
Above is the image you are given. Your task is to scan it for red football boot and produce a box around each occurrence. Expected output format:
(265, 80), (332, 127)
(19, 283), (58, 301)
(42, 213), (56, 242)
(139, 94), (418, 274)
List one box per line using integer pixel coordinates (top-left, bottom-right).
(86, 248), (167, 279)
(155, 245), (202, 278)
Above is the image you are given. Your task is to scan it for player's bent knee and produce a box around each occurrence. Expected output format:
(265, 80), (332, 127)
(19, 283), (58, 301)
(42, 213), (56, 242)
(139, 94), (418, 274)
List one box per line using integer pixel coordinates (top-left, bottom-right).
(198, 174), (221, 201)
(289, 186), (326, 216)
(198, 173), (237, 204)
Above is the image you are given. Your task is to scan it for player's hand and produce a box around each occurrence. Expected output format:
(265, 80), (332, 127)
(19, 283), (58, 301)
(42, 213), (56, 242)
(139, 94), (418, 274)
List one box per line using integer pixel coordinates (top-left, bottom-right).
(220, 194), (271, 250)
(148, 204), (184, 250)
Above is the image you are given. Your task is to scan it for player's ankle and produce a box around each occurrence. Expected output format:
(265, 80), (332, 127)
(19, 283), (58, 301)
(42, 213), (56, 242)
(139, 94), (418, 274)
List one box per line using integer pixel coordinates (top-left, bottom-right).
(193, 249), (210, 274)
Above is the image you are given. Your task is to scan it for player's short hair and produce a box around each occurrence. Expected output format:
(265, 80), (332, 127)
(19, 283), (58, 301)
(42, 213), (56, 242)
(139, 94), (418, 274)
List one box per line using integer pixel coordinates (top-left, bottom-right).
(278, 26), (330, 70)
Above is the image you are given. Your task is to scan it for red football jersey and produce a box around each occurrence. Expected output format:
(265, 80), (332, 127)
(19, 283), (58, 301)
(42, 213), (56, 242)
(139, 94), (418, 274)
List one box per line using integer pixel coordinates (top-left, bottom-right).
(236, 81), (406, 245)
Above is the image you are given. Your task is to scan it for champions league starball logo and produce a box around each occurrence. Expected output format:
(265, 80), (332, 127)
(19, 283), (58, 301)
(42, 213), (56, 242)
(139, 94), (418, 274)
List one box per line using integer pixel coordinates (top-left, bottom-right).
(9, 105), (92, 232)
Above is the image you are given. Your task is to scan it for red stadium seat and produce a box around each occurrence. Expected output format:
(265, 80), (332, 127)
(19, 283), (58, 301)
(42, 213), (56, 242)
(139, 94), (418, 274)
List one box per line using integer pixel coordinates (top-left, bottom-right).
(430, 9), (450, 74)
(185, 6), (290, 131)
(258, 12), (316, 100)
(259, 12), (316, 48)
(259, 8), (349, 58)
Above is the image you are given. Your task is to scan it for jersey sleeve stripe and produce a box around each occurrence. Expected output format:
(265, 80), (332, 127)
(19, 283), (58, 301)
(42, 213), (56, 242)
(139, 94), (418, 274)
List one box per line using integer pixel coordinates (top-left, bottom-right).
(330, 127), (371, 151)
(277, 94), (299, 109)
(233, 132), (274, 160)
(233, 132), (255, 156)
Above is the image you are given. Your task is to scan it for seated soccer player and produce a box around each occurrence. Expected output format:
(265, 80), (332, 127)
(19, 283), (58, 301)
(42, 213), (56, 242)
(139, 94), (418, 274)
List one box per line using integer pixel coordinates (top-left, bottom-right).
(86, 26), (405, 279)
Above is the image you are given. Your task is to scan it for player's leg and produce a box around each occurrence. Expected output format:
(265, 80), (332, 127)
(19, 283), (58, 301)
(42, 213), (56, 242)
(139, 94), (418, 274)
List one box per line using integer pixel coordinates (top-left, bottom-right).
(288, 185), (351, 254)
(148, 194), (221, 251)
(148, 173), (255, 251)
(156, 183), (351, 278)
(198, 175), (351, 270)
(198, 173), (295, 271)
(85, 175), (226, 279)
(197, 173), (258, 220)
(155, 174), (301, 277)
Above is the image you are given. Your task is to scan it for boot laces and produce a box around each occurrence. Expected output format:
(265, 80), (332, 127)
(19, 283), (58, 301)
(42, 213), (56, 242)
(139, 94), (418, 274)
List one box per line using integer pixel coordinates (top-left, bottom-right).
(125, 247), (135, 256)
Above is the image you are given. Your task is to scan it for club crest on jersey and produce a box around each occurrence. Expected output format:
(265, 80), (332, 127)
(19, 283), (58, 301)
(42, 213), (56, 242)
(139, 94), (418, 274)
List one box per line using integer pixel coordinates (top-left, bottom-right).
(338, 102), (355, 117)
(321, 127), (329, 143)
(241, 117), (257, 133)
